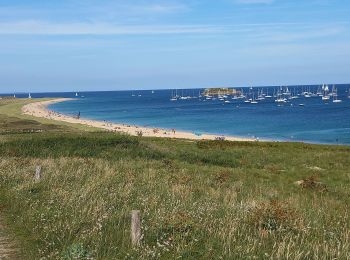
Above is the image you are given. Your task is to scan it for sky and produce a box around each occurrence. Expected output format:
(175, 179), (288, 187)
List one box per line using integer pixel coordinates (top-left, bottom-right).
(0, 0), (350, 93)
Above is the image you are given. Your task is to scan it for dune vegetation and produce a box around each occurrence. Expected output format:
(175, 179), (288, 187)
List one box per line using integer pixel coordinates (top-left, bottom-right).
(0, 99), (349, 259)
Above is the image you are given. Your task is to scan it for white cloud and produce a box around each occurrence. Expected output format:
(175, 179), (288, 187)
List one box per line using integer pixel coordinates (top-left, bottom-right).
(259, 27), (344, 42)
(235, 0), (274, 4)
(0, 2), (190, 24)
(0, 18), (346, 43)
(128, 3), (189, 13)
(0, 21), (220, 35)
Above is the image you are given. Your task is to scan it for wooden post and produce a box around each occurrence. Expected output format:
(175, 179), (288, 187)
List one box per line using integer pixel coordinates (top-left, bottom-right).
(35, 166), (41, 182)
(131, 210), (141, 247)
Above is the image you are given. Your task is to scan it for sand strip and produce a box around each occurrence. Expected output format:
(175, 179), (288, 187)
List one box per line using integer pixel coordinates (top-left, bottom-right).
(22, 98), (255, 142)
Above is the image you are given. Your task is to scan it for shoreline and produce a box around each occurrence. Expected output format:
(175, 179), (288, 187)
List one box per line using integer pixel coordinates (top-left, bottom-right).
(22, 98), (256, 142)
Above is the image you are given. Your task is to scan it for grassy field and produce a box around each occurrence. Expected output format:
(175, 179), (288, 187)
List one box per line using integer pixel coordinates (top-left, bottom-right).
(0, 99), (349, 259)
(0, 99), (100, 134)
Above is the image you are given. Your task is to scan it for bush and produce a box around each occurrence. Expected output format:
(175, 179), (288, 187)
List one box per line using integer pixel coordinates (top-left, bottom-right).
(249, 200), (300, 232)
(62, 243), (92, 259)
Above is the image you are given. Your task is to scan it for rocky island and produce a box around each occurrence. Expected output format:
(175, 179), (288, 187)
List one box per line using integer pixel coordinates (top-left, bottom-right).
(202, 88), (241, 96)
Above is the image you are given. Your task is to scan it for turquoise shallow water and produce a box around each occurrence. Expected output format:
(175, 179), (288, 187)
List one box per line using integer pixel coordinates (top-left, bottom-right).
(11, 85), (350, 145)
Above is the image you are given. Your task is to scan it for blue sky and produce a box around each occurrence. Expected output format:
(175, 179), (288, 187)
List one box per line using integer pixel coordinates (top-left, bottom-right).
(0, 0), (350, 92)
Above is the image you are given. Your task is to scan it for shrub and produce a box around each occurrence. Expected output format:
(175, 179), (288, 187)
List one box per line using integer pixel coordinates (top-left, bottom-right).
(249, 200), (300, 232)
(300, 175), (328, 192)
(62, 243), (92, 259)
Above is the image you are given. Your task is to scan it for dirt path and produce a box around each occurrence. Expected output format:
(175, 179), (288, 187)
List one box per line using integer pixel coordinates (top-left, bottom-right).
(0, 216), (19, 259)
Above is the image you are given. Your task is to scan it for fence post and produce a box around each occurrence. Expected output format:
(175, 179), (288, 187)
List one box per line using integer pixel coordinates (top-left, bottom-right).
(131, 210), (141, 247)
(35, 166), (41, 182)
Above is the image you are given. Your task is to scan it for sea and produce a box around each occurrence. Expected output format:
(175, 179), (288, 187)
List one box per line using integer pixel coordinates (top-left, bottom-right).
(5, 84), (350, 145)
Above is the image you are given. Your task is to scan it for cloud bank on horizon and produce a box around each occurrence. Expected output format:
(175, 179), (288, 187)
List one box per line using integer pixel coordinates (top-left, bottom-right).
(0, 0), (349, 92)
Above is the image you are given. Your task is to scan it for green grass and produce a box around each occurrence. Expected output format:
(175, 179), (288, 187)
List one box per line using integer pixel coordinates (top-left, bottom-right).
(0, 99), (349, 259)
(0, 99), (100, 133)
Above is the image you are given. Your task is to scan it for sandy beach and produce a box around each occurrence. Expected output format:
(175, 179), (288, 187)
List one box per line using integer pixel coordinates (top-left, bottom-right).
(22, 98), (254, 142)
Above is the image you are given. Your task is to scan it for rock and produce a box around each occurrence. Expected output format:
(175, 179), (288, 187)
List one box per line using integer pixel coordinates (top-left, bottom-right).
(306, 166), (325, 171)
(294, 180), (304, 186)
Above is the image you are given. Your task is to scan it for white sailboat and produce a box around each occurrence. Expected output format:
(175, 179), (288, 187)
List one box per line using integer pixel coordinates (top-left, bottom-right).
(256, 88), (265, 101)
(180, 89), (189, 100)
(283, 86), (291, 96)
(290, 92), (299, 99)
(304, 92), (311, 98)
(28, 93), (32, 99)
(170, 89), (177, 101)
(302, 86), (311, 97)
(243, 88), (251, 103)
(275, 87), (287, 103)
(265, 88), (272, 98)
(332, 85), (342, 103)
(238, 88), (246, 99)
(321, 84), (330, 101)
(273, 88), (278, 98)
(275, 98), (287, 103)
(250, 91), (258, 104)
(311, 88), (318, 97)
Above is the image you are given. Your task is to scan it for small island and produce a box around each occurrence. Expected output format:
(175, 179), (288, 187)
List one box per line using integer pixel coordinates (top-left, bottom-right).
(202, 88), (241, 96)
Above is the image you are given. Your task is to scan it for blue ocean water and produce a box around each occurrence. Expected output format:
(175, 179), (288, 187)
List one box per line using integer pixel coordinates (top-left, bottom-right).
(7, 85), (350, 145)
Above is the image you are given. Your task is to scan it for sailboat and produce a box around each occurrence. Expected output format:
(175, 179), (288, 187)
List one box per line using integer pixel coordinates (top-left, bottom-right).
(180, 89), (188, 100)
(283, 86), (291, 96)
(170, 89), (177, 101)
(238, 88), (245, 99)
(205, 94), (212, 100)
(250, 98), (258, 104)
(311, 87), (318, 97)
(243, 88), (251, 103)
(304, 90), (311, 98)
(75, 92), (78, 97)
(243, 88), (250, 103)
(289, 88), (298, 99)
(272, 88), (277, 98)
(28, 93), (32, 99)
(265, 88), (272, 98)
(321, 84), (330, 101)
(332, 85), (342, 103)
(275, 87), (287, 103)
(218, 89), (224, 101)
(256, 88), (265, 101)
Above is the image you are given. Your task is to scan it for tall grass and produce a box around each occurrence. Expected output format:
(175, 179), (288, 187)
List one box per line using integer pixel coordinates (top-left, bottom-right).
(0, 131), (349, 259)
